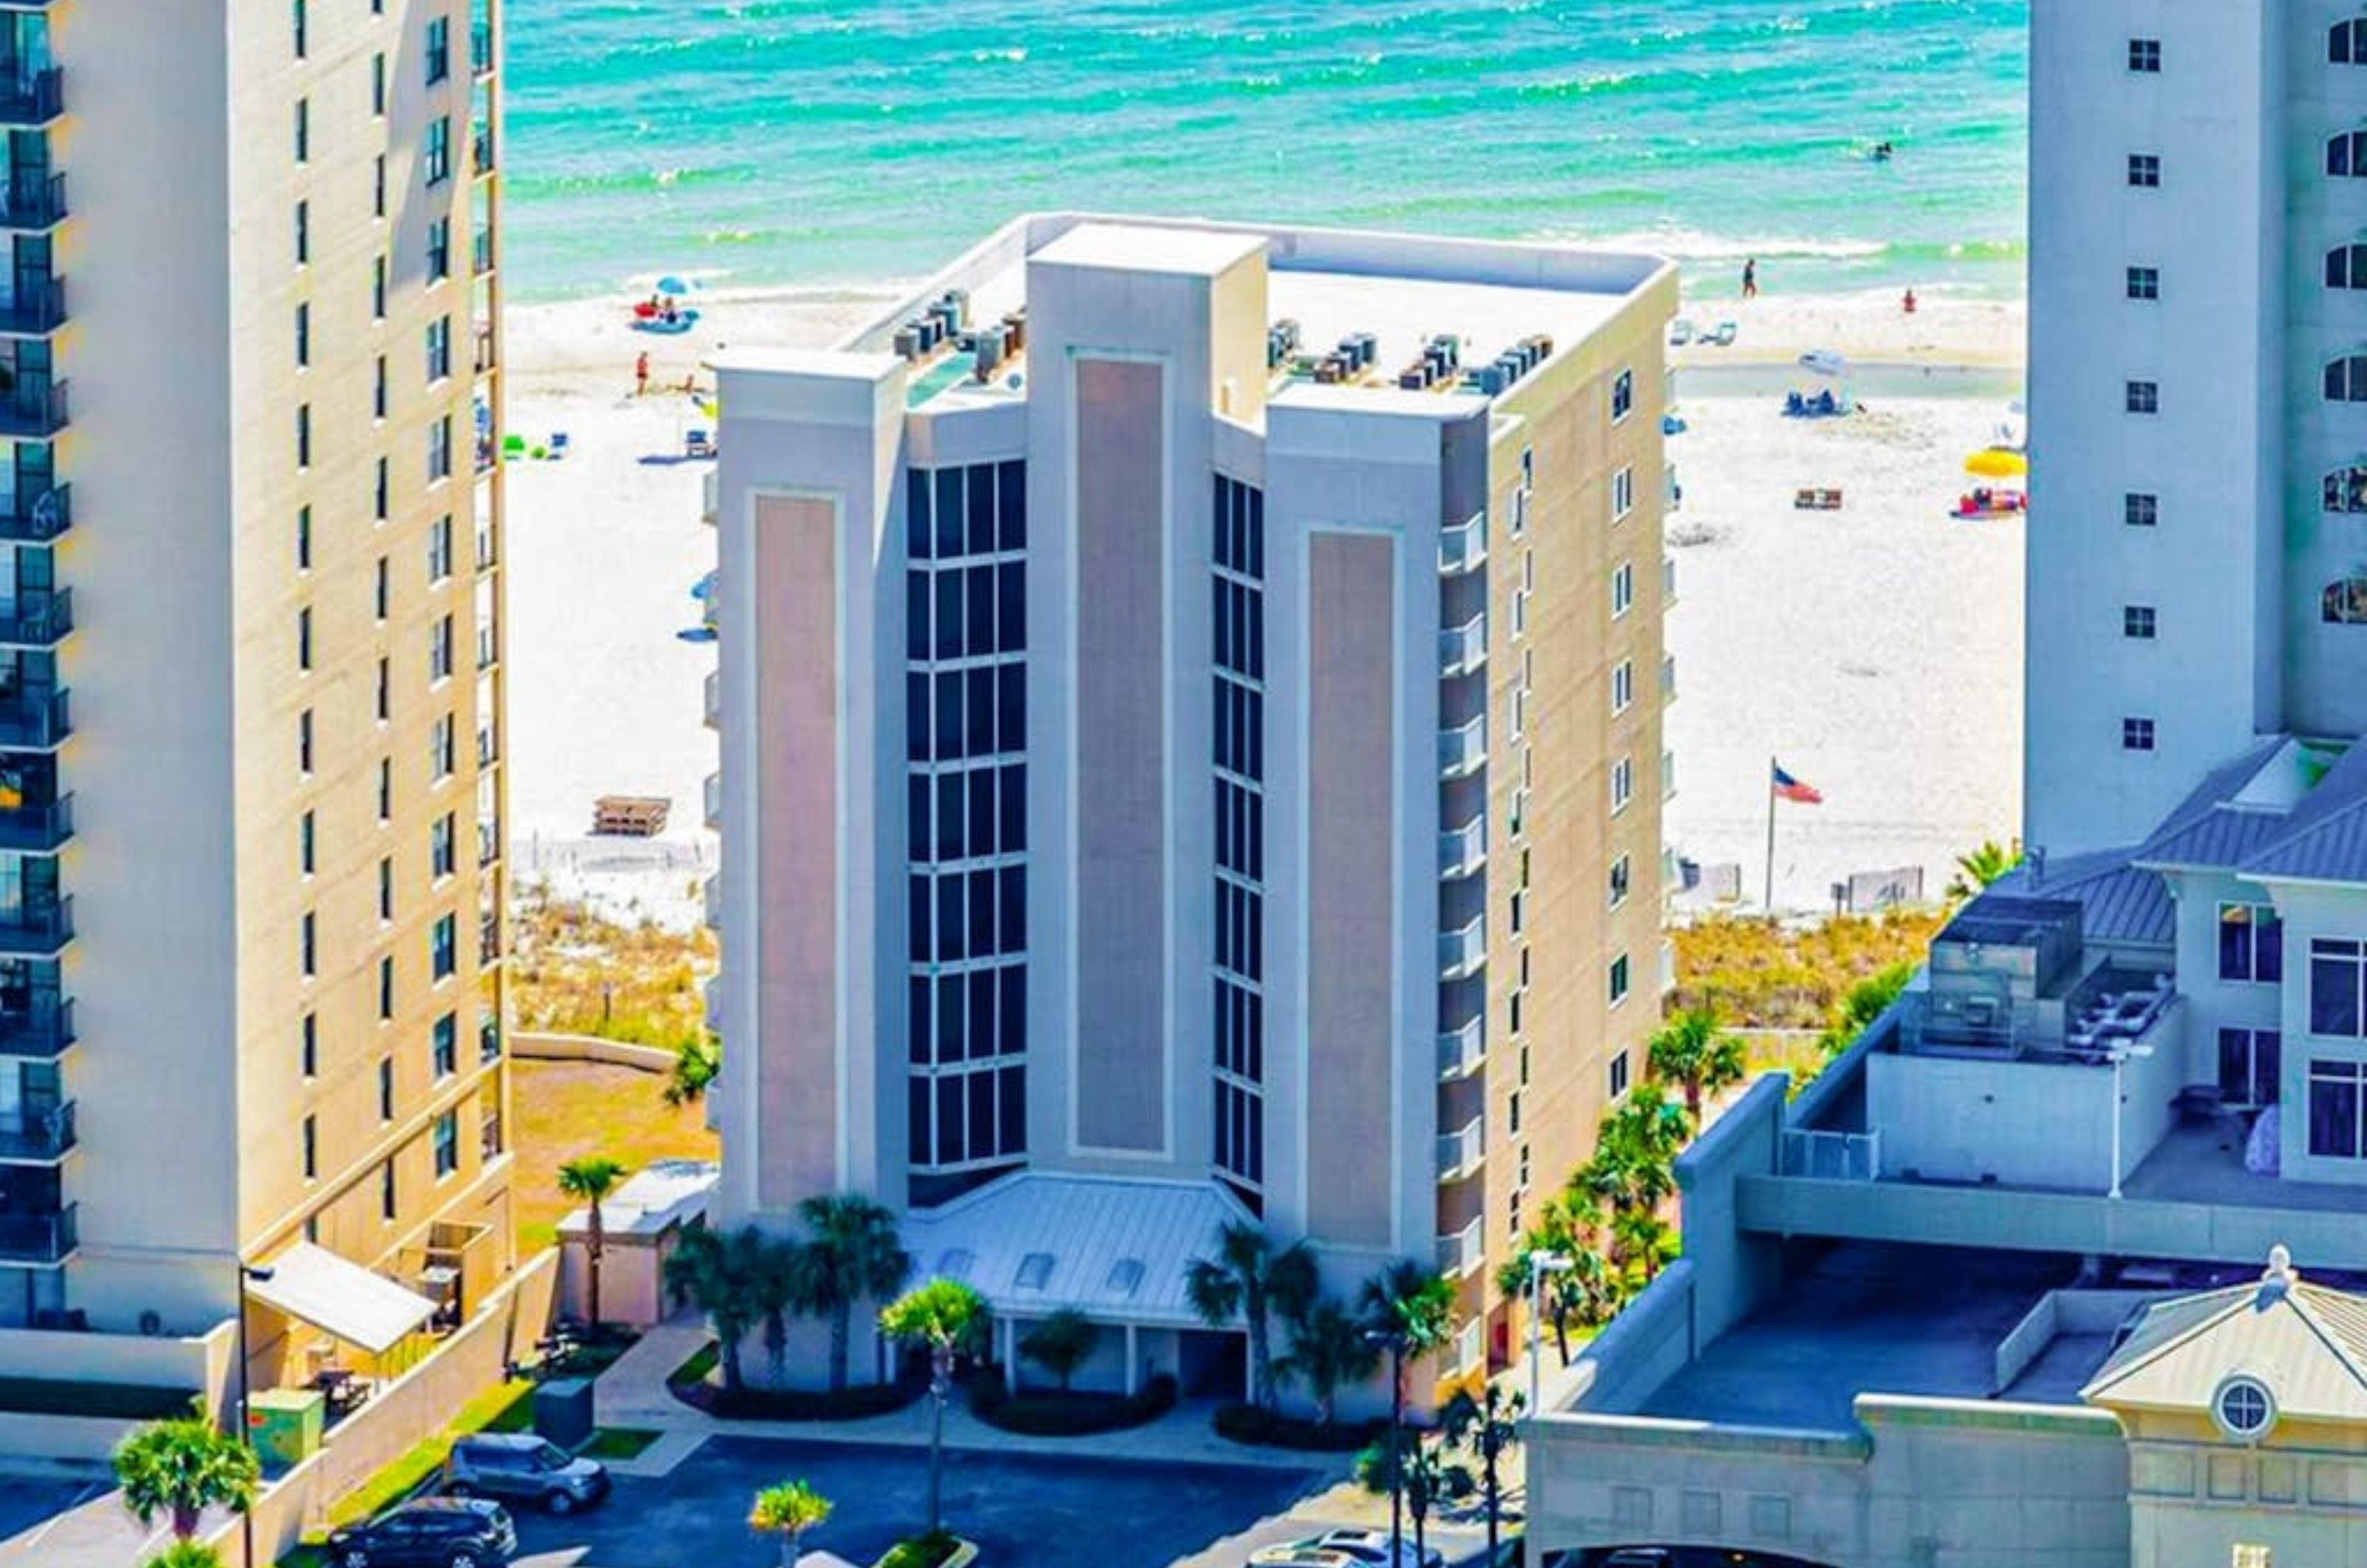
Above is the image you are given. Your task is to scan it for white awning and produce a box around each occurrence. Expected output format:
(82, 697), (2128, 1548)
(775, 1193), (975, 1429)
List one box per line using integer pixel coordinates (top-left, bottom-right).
(248, 1243), (438, 1355)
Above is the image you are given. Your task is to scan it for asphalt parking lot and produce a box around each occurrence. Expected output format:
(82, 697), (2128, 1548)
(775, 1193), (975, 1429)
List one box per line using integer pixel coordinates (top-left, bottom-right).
(511, 1435), (1344, 1568)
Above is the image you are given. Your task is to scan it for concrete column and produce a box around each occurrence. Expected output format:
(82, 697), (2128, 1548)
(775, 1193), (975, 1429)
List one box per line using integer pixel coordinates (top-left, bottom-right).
(1125, 1322), (1140, 1395)
(1001, 1315), (1017, 1385)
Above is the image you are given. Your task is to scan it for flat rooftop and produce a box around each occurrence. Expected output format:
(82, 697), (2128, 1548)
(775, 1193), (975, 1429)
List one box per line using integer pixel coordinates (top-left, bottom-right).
(1638, 1246), (2098, 1431)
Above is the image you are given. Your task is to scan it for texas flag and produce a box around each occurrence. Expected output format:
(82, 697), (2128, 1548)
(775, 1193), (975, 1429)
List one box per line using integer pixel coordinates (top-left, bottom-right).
(1772, 762), (1823, 805)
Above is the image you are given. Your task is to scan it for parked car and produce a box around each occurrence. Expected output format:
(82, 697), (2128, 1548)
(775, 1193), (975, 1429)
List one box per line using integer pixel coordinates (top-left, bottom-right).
(323, 1497), (517, 1568)
(1251, 1528), (1446, 1568)
(442, 1432), (612, 1513)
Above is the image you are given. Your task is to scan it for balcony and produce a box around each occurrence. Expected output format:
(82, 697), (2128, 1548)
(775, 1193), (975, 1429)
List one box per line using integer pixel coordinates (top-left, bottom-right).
(0, 274), (63, 337)
(0, 686), (67, 749)
(1665, 462), (1683, 513)
(1439, 612), (1488, 679)
(0, 896), (69, 956)
(1435, 1215), (1483, 1278)
(479, 1015), (503, 1064)
(0, 378), (66, 439)
(473, 225), (496, 278)
(0, 1100), (70, 1162)
(0, 1202), (72, 1265)
(1662, 555), (1678, 607)
(1661, 655), (1677, 706)
(702, 469), (719, 526)
(471, 126), (495, 178)
(473, 323), (496, 377)
(480, 914), (502, 966)
(703, 771), (720, 831)
(0, 999), (72, 1061)
(0, 792), (69, 853)
(703, 669), (720, 729)
(1439, 509), (1486, 575)
(1438, 1015), (1485, 1081)
(0, 482), (67, 543)
(477, 623), (498, 672)
(0, 67), (58, 130)
(0, 589), (70, 647)
(1439, 811), (1487, 881)
(703, 873), (721, 930)
(470, 21), (495, 78)
(1438, 1115), (1485, 1183)
(1439, 913), (1485, 981)
(703, 975), (721, 1033)
(0, 172), (64, 232)
(476, 725), (499, 768)
(1437, 713), (1486, 780)
(476, 519), (497, 573)
(1445, 1316), (1485, 1376)
(477, 817), (501, 867)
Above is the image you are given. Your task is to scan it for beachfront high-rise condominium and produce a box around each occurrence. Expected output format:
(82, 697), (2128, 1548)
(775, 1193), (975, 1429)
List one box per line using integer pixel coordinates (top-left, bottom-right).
(705, 215), (1675, 1392)
(2027, 4), (2367, 855)
(0, 1), (516, 1428)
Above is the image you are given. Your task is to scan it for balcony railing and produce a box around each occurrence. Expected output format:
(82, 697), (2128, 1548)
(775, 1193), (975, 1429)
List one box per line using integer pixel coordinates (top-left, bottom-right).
(0, 1202), (73, 1264)
(1662, 555), (1678, 606)
(0, 274), (64, 336)
(703, 669), (720, 729)
(0, 482), (68, 543)
(1439, 1015), (1485, 1080)
(1438, 1115), (1485, 1182)
(1439, 612), (1488, 678)
(702, 469), (719, 526)
(1661, 655), (1677, 705)
(477, 726), (499, 768)
(0, 1101), (71, 1161)
(477, 623), (498, 672)
(473, 226), (496, 277)
(0, 172), (64, 231)
(1447, 1316), (1485, 1375)
(1439, 509), (1487, 575)
(0, 792), (70, 854)
(1439, 812), (1487, 880)
(1439, 914), (1485, 981)
(477, 817), (501, 867)
(1779, 1128), (1882, 1182)
(1438, 712), (1486, 780)
(471, 127), (495, 178)
(0, 896), (71, 956)
(1435, 1215), (1484, 1278)
(1664, 462), (1683, 513)
(0, 686), (67, 749)
(0, 67), (61, 128)
(0, 999), (72, 1061)
(470, 21), (495, 78)
(480, 915), (502, 966)
(704, 873), (721, 929)
(473, 325), (496, 376)
(703, 771), (720, 831)
(0, 378), (66, 439)
(0, 589), (70, 646)
(479, 1015), (503, 1064)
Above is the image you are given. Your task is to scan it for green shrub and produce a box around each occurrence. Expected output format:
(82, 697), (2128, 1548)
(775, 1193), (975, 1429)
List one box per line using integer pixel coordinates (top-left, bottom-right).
(1212, 1400), (1388, 1453)
(877, 1530), (963, 1568)
(966, 1371), (1177, 1436)
(697, 1378), (923, 1422)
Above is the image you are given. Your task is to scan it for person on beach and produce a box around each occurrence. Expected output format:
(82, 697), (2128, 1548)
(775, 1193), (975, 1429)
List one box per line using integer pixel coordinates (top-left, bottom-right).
(635, 351), (649, 396)
(1902, 288), (1917, 314)
(1743, 258), (1758, 300)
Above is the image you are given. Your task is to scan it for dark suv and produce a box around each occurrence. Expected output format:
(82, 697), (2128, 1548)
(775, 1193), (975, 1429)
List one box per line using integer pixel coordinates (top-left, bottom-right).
(324, 1497), (517, 1568)
(443, 1432), (611, 1513)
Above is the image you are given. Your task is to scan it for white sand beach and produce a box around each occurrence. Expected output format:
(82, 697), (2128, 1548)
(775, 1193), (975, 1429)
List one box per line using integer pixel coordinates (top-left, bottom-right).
(499, 284), (2024, 927)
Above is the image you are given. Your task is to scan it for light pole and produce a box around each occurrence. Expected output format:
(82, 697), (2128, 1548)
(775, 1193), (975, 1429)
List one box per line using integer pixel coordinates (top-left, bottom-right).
(234, 1262), (274, 1568)
(1527, 1251), (1573, 1413)
(2105, 1044), (2155, 1200)
(1363, 1328), (1408, 1567)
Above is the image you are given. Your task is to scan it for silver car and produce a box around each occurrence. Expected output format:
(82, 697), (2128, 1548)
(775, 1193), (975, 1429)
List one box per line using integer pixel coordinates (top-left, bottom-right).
(442, 1433), (610, 1514)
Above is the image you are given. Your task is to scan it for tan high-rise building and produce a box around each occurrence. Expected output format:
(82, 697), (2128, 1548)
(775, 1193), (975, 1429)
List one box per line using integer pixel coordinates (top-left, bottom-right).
(0, 0), (513, 1393)
(706, 216), (1671, 1396)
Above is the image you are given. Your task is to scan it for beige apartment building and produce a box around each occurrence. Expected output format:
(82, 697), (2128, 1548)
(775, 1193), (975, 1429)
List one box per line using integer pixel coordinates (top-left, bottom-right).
(705, 215), (1672, 1398)
(0, 0), (514, 1427)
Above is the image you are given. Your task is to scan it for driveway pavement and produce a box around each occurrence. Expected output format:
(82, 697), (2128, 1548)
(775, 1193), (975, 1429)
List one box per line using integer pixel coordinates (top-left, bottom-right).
(512, 1434), (1489, 1568)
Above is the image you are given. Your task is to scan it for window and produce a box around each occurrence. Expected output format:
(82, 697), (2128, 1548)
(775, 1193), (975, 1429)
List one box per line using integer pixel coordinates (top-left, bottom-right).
(432, 912), (457, 980)
(428, 516), (453, 582)
(2122, 716), (2155, 751)
(300, 910), (317, 978)
(378, 757), (393, 821)
(294, 200), (309, 266)
(1611, 755), (1634, 813)
(425, 118), (451, 185)
(426, 317), (451, 382)
(299, 708), (314, 774)
(377, 455), (391, 519)
(1608, 1050), (1630, 1099)
(296, 403), (311, 469)
(2214, 1376), (2275, 1440)
(2125, 380), (2158, 414)
(2218, 1027), (2282, 1109)
(302, 1012), (317, 1078)
(428, 416), (453, 482)
(431, 713), (456, 780)
(2219, 903), (2285, 983)
(1610, 368), (1633, 423)
(297, 503), (312, 569)
(1611, 561), (1634, 618)
(1609, 953), (1631, 1006)
(376, 656), (391, 722)
(433, 1109), (459, 1177)
(2329, 467), (2367, 514)
(379, 1160), (397, 1221)
(292, 0), (306, 55)
(1609, 853), (1631, 909)
(302, 1115), (317, 1180)
(2310, 938), (2367, 1037)
(2331, 130), (2367, 177)
(2125, 491), (2158, 528)
(294, 302), (311, 368)
(294, 96), (309, 162)
(2127, 266), (2159, 301)
(431, 813), (455, 878)
(2127, 37), (2159, 72)
(300, 810), (315, 875)
(378, 856), (394, 922)
(379, 956), (395, 1021)
(2335, 19), (2367, 63)
(1612, 658), (1634, 714)
(297, 605), (313, 671)
(2329, 356), (2367, 403)
(374, 154), (387, 219)
(372, 256), (387, 320)
(375, 555), (390, 620)
(426, 17), (450, 84)
(374, 356), (388, 420)
(2124, 605), (2156, 640)
(2311, 1059), (2367, 1158)
(2329, 244), (2367, 291)
(1611, 465), (1635, 521)
(2127, 153), (2160, 189)
(2326, 578), (2367, 624)
(371, 52), (387, 115)
(430, 614), (453, 682)
(427, 219), (451, 284)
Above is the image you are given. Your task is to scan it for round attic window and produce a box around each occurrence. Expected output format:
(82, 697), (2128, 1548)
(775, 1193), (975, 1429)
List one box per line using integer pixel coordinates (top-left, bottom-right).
(2213, 1375), (2276, 1442)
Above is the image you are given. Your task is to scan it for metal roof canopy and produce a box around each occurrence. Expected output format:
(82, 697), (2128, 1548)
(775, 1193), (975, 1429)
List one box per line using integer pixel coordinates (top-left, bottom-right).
(248, 1242), (439, 1356)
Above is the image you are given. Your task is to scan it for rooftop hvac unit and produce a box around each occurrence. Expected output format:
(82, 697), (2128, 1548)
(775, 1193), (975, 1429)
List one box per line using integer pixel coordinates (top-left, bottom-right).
(973, 325), (1007, 381)
(1399, 366), (1428, 391)
(892, 326), (922, 362)
(1002, 311), (1027, 352)
(1474, 365), (1508, 396)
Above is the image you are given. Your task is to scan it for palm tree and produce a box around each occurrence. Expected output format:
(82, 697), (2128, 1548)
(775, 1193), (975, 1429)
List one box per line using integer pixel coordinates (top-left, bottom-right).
(663, 1033), (720, 1108)
(1276, 1297), (1379, 1426)
(663, 1224), (766, 1391)
(1947, 838), (2021, 901)
(1354, 1430), (1469, 1567)
(1358, 1257), (1457, 1420)
(1610, 1207), (1678, 1286)
(1016, 1308), (1097, 1393)
(1817, 961), (1917, 1060)
(1184, 1220), (1320, 1414)
(793, 1193), (913, 1393)
(749, 1479), (833, 1568)
(147, 1544), (227, 1568)
(1443, 1383), (1524, 1565)
(1647, 1007), (1747, 1125)
(557, 1156), (628, 1328)
(112, 1410), (260, 1541)
(879, 1279), (989, 1538)
(752, 1234), (803, 1384)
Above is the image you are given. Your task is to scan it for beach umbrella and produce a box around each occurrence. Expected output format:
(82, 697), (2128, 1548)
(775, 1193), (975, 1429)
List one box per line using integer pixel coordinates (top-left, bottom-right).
(1965, 447), (2028, 479)
(655, 275), (696, 297)
(1798, 349), (1848, 377)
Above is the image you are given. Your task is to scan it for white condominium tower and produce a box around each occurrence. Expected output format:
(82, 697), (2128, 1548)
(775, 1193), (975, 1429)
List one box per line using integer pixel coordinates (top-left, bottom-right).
(2028, 1), (2367, 854)
(706, 215), (1674, 1390)
(0, 0), (515, 1430)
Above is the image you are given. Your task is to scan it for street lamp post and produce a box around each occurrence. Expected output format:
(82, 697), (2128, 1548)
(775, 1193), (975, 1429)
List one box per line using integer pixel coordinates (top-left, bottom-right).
(234, 1263), (274, 1568)
(1364, 1328), (1408, 1567)
(2105, 1044), (2155, 1201)
(1527, 1251), (1573, 1413)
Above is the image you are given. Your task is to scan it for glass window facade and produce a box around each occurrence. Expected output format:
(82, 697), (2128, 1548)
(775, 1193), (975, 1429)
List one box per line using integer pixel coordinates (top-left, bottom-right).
(1212, 475), (1266, 1211)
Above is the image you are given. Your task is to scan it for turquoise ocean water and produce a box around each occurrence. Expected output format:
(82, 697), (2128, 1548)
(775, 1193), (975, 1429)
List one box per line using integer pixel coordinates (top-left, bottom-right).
(499, 0), (2028, 303)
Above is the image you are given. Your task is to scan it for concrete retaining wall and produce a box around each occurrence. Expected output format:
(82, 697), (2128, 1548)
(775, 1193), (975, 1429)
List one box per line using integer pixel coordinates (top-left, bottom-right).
(512, 1030), (675, 1075)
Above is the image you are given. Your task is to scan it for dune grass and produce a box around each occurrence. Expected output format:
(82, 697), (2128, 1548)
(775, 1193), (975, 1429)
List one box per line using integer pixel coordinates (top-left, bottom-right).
(1671, 909), (1944, 1030)
(512, 1055), (718, 1253)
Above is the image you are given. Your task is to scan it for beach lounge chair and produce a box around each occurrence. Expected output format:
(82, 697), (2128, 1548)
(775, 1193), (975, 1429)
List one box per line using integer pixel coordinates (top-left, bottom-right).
(685, 429), (715, 459)
(1707, 321), (1739, 347)
(548, 432), (571, 459)
(1667, 318), (1695, 348)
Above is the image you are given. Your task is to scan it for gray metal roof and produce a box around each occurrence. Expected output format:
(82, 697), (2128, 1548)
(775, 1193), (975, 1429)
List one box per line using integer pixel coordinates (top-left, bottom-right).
(2147, 737), (2289, 845)
(2136, 806), (2287, 872)
(1991, 849), (2173, 947)
(2238, 746), (2367, 886)
(898, 1171), (1253, 1329)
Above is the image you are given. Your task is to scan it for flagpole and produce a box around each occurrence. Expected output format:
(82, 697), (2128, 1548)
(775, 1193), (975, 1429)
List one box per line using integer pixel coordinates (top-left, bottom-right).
(1765, 755), (1777, 916)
